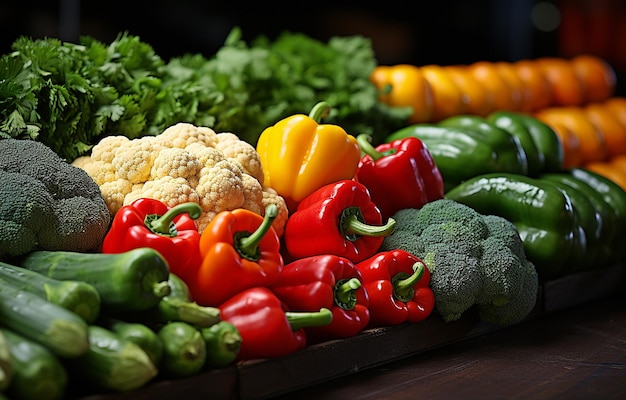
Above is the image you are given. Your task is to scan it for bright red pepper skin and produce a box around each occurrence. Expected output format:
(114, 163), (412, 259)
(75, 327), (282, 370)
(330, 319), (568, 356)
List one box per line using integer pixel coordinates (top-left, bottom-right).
(283, 180), (396, 264)
(219, 287), (332, 360)
(102, 198), (202, 281)
(190, 206), (283, 307)
(356, 249), (435, 327)
(271, 254), (371, 343)
(354, 135), (445, 220)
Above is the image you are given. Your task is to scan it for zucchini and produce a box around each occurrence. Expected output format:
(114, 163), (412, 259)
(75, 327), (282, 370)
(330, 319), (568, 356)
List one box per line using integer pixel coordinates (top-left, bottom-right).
(200, 321), (242, 368)
(15, 247), (171, 312)
(0, 260), (101, 323)
(68, 325), (158, 392)
(127, 273), (221, 327)
(1, 328), (68, 400)
(0, 329), (13, 392)
(0, 282), (89, 358)
(158, 321), (206, 378)
(99, 317), (163, 367)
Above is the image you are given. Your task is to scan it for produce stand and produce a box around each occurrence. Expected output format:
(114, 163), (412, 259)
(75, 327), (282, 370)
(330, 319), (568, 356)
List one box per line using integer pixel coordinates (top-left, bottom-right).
(77, 263), (625, 400)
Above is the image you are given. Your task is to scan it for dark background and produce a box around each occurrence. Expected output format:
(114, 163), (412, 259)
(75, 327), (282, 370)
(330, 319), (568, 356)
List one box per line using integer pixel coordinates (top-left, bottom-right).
(1, 0), (625, 95)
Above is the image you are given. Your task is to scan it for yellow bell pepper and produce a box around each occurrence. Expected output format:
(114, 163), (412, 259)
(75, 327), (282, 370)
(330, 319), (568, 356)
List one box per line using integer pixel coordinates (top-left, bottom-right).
(256, 102), (361, 212)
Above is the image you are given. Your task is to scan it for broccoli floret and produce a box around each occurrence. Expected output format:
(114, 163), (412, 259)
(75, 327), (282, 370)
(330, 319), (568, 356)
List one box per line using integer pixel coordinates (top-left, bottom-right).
(381, 198), (539, 326)
(0, 139), (111, 259)
(421, 243), (482, 322)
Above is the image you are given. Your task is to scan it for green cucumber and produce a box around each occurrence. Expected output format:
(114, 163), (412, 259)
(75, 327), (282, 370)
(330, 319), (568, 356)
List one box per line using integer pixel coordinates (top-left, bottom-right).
(15, 247), (171, 312)
(200, 321), (242, 368)
(158, 321), (206, 378)
(0, 329), (13, 392)
(0, 260), (101, 323)
(2, 328), (68, 400)
(130, 273), (221, 328)
(68, 325), (158, 392)
(0, 283), (89, 358)
(99, 317), (163, 366)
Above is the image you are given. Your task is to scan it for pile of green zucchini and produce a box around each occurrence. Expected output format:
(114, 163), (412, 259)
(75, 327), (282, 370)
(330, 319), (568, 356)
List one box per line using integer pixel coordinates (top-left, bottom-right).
(0, 247), (242, 399)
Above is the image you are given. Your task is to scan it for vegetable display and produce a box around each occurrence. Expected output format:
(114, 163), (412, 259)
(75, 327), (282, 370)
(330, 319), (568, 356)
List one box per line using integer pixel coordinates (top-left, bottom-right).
(1, 26), (626, 400)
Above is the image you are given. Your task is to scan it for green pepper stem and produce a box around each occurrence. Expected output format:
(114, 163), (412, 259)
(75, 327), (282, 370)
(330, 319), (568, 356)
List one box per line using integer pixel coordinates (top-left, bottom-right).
(356, 134), (397, 161)
(151, 281), (172, 299)
(309, 101), (332, 122)
(286, 307), (333, 332)
(393, 261), (425, 302)
(236, 204), (278, 261)
(334, 278), (361, 310)
(341, 207), (396, 239)
(146, 202), (203, 237)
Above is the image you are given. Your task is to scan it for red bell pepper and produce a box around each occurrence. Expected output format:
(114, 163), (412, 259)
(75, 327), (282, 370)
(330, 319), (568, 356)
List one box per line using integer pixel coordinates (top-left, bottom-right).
(270, 254), (370, 344)
(188, 204), (283, 306)
(283, 180), (396, 264)
(102, 198), (203, 281)
(354, 134), (445, 220)
(356, 249), (435, 327)
(219, 287), (333, 360)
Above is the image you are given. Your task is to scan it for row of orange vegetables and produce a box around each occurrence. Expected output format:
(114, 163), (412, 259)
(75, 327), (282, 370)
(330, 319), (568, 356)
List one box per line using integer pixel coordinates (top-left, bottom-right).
(370, 55), (626, 191)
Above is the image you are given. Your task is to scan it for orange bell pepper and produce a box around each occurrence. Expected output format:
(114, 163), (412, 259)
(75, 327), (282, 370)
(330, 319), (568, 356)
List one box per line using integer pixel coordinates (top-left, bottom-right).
(188, 204), (283, 307)
(256, 102), (362, 212)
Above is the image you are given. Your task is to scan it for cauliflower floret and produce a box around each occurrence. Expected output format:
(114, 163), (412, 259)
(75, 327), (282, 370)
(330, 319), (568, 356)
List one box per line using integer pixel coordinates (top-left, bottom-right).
(156, 122), (219, 149)
(261, 187), (289, 237)
(195, 210), (218, 233)
(185, 143), (227, 169)
(214, 132), (265, 185)
(91, 135), (131, 163)
(71, 155), (92, 169)
(196, 160), (245, 215)
(99, 179), (133, 215)
(150, 147), (202, 187)
(124, 176), (200, 208)
(77, 159), (118, 186)
(112, 137), (163, 184)
(240, 173), (264, 215)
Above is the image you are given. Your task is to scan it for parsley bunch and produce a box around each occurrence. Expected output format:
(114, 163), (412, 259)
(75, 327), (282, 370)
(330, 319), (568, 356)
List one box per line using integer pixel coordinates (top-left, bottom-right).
(0, 29), (410, 161)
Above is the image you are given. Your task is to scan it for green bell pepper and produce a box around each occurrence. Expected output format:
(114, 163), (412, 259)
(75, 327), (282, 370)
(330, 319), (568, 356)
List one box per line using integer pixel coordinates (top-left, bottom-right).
(568, 168), (626, 264)
(387, 116), (528, 192)
(540, 172), (615, 269)
(445, 173), (582, 281)
(487, 111), (564, 175)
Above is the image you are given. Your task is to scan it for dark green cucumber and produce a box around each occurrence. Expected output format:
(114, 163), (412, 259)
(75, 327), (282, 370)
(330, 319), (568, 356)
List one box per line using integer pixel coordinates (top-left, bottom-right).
(0, 260), (101, 323)
(0, 282), (89, 358)
(15, 247), (171, 312)
(2, 328), (68, 400)
(131, 274), (221, 328)
(98, 317), (163, 366)
(158, 321), (206, 378)
(68, 325), (158, 392)
(0, 329), (13, 392)
(200, 321), (242, 368)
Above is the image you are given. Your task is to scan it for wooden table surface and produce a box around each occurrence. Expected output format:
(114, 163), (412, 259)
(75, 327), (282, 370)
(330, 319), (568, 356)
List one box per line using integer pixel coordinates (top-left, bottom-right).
(272, 293), (626, 400)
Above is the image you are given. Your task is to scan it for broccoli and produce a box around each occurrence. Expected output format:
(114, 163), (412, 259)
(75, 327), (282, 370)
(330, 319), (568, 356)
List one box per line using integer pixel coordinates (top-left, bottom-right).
(381, 198), (539, 326)
(0, 138), (111, 260)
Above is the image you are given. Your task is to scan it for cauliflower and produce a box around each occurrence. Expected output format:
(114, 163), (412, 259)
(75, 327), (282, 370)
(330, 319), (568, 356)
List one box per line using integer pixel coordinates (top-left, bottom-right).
(214, 132), (265, 184)
(381, 198), (539, 326)
(262, 187), (289, 237)
(111, 137), (163, 184)
(75, 123), (289, 234)
(156, 122), (218, 149)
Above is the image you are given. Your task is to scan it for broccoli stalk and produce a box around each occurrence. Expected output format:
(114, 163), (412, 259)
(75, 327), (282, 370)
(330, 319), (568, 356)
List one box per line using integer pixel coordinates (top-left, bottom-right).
(381, 199), (539, 326)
